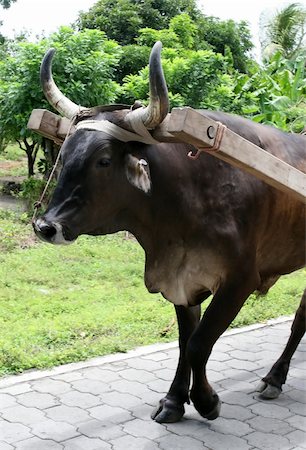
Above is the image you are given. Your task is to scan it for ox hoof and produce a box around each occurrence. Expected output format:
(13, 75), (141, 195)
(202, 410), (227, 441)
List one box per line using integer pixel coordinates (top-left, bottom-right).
(191, 390), (221, 421)
(151, 397), (185, 423)
(256, 380), (282, 399)
(203, 399), (221, 420)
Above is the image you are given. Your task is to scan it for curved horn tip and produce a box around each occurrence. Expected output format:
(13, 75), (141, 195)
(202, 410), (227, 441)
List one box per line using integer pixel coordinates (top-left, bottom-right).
(150, 41), (162, 59)
(153, 41), (162, 50)
(40, 48), (56, 85)
(42, 48), (56, 65)
(46, 47), (56, 57)
(125, 40), (169, 130)
(40, 46), (86, 119)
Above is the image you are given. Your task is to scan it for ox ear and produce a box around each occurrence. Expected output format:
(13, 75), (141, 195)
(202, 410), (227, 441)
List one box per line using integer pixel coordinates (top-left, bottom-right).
(125, 154), (151, 194)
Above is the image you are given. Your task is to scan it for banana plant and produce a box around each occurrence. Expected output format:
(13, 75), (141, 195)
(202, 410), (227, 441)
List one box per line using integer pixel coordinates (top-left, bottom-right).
(240, 51), (306, 132)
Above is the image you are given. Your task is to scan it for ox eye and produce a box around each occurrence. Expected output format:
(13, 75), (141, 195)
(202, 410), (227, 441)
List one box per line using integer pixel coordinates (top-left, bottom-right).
(97, 158), (111, 168)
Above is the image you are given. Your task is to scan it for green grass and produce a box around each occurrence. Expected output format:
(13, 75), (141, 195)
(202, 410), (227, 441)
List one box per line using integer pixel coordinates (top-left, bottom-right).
(1, 143), (24, 161)
(0, 209), (304, 376)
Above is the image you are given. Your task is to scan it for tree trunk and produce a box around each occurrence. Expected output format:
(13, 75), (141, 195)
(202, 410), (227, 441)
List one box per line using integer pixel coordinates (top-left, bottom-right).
(42, 138), (60, 179)
(17, 138), (39, 178)
(26, 151), (35, 177)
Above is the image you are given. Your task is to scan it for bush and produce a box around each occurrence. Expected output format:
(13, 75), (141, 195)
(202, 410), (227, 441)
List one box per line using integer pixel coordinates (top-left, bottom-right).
(18, 177), (56, 214)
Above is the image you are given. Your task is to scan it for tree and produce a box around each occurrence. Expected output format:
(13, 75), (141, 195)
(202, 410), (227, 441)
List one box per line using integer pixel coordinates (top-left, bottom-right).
(75, 0), (201, 45)
(76, 1), (253, 73)
(111, 13), (206, 83)
(137, 13), (198, 49)
(76, 0), (142, 46)
(196, 17), (253, 72)
(262, 3), (306, 59)
(0, 27), (121, 177)
(120, 47), (253, 114)
(115, 44), (151, 83)
(0, 0), (16, 8)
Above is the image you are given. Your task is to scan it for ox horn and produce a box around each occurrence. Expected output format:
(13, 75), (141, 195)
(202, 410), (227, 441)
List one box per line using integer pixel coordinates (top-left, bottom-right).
(126, 41), (169, 130)
(40, 48), (86, 119)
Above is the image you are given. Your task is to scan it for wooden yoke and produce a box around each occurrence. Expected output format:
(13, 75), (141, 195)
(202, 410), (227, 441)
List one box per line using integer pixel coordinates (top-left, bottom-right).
(27, 109), (71, 145)
(28, 107), (306, 203)
(164, 108), (306, 204)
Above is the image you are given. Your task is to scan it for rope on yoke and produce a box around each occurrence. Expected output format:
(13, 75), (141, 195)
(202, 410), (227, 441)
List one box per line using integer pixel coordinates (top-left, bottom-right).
(75, 107), (159, 145)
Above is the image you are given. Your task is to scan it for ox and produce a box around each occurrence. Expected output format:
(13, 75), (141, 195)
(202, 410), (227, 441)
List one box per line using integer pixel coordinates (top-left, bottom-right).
(33, 42), (306, 423)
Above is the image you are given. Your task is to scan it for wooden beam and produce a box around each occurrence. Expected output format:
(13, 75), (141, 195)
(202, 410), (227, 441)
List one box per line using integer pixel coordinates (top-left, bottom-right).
(57, 116), (72, 140)
(27, 109), (71, 144)
(27, 107), (306, 202)
(167, 108), (306, 203)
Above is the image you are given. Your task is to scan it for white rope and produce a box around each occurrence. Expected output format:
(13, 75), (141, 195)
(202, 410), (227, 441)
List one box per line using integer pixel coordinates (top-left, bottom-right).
(76, 112), (159, 145)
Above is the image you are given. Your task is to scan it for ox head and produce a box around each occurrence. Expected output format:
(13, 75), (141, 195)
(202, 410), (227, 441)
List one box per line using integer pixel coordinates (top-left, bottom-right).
(33, 42), (169, 244)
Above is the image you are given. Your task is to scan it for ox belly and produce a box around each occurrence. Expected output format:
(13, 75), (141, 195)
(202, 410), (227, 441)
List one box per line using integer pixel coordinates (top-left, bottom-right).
(145, 249), (224, 307)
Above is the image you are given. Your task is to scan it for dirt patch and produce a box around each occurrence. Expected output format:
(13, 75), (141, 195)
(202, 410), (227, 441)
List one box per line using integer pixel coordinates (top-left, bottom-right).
(0, 160), (22, 170)
(0, 156), (27, 179)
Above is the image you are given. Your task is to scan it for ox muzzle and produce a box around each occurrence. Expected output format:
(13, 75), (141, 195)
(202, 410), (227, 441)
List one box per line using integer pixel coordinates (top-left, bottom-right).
(33, 217), (74, 245)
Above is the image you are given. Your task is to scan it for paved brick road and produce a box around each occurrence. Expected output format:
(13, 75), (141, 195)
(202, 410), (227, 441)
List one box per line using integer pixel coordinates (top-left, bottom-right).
(0, 318), (305, 449)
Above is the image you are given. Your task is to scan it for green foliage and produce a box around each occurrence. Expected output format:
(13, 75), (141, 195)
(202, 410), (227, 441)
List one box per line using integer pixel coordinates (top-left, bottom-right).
(169, 13), (197, 49)
(76, 0), (200, 45)
(165, 50), (225, 108)
(264, 2), (306, 59)
(0, 27), (121, 144)
(18, 177), (56, 213)
(137, 0), (202, 27)
(1, 143), (22, 161)
(41, 27), (122, 109)
(0, 0), (16, 7)
(76, 2), (252, 72)
(137, 27), (180, 48)
(77, 0), (142, 46)
(0, 2), (303, 170)
(239, 52), (306, 131)
(115, 44), (150, 83)
(120, 40), (305, 130)
(137, 14), (198, 49)
(0, 27), (122, 176)
(120, 48), (253, 113)
(196, 17), (253, 72)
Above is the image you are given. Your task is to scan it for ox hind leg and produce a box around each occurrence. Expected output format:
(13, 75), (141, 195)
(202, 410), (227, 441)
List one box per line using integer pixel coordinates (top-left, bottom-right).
(152, 304), (201, 423)
(257, 288), (306, 399)
(187, 270), (260, 420)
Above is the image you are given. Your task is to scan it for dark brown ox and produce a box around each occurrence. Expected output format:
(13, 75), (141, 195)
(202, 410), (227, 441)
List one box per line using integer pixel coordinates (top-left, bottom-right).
(33, 42), (306, 423)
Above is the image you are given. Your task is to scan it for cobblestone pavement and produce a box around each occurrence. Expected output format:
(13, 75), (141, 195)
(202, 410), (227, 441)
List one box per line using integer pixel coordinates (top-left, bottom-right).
(0, 318), (305, 450)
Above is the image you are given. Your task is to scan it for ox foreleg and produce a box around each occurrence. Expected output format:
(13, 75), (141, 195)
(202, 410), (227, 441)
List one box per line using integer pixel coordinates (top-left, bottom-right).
(151, 304), (200, 423)
(187, 272), (259, 420)
(257, 287), (306, 399)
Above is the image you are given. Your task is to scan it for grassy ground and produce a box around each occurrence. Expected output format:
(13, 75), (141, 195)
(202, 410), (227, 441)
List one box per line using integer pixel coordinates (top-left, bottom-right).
(0, 144), (28, 178)
(0, 208), (305, 377)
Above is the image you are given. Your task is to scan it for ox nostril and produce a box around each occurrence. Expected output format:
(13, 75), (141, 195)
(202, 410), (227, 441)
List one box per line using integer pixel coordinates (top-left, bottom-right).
(33, 219), (57, 240)
(40, 223), (57, 239)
